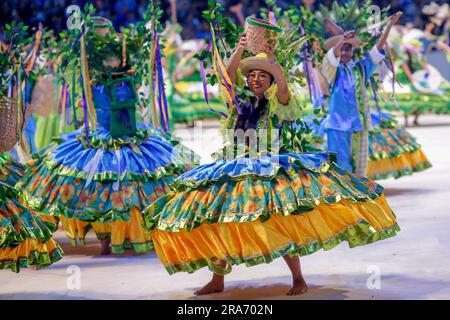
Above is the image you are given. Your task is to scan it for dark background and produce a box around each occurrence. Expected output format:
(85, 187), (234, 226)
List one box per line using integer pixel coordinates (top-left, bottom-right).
(0, 0), (448, 39)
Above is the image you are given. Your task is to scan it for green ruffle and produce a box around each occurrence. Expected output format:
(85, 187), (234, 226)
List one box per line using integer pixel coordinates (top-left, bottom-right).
(1, 183), (58, 249)
(169, 159), (337, 193)
(0, 217), (57, 249)
(369, 144), (421, 161)
(162, 221), (400, 275)
(75, 127), (158, 151)
(19, 179), (172, 223)
(67, 232), (154, 254)
(143, 177), (385, 233)
(368, 124), (424, 161)
(369, 137), (421, 161)
(0, 245), (63, 273)
(0, 153), (25, 186)
(383, 92), (450, 115)
(367, 160), (432, 181)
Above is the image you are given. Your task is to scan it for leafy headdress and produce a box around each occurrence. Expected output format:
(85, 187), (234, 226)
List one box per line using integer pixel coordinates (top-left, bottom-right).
(56, 1), (171, 139)
(301, 0), (390, 61)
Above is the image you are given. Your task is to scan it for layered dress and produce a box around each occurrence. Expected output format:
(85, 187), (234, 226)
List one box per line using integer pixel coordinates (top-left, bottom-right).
(142, 82), (400, 275)
(0, 153), (62, 272)
(305, 109), (432, 180)
(381, 49), (450, 116)
(17, 79), (199, 254)
(365, 110), (431, 180)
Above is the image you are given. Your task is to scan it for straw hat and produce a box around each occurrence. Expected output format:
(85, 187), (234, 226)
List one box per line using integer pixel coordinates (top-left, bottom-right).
(239, 53), (278, 78)
(322, 17), (361, 51)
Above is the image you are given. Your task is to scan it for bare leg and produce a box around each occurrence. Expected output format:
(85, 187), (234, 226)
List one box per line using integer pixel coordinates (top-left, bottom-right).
(413, 109), (420, 126)
(100, 239), (111, 255)
(194, 260), (226, 295)
(283, 254), (308, 296)
(404, 112), (409, 127)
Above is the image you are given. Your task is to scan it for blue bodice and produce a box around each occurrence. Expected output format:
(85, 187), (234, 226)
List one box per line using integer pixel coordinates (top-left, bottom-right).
(91, 81), (135, 131)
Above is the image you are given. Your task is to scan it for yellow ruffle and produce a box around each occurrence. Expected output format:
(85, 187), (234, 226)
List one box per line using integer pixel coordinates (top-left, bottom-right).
(151, 194), (397, 274)
(59, 207), (152, 254)
(0, 238), (61, 264)
(36, 213), (59, 226)
(367, 148), (431, 178)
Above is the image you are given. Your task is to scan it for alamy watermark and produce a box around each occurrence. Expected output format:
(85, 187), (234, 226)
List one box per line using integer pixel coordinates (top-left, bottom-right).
(66, 265), (82, 290)
(66, 5), (81, 30)
(366, 265), (381, 290)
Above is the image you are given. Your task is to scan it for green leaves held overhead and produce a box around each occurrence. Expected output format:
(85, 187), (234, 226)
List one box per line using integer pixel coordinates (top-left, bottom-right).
(0, 21), (33, 98)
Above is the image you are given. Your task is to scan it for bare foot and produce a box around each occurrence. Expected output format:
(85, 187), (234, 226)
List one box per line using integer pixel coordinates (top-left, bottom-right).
(100, 239), (111, 255)
(287, 278), (308, 296)
(100, 247), (111, 255)
(194, 280), (224, 296)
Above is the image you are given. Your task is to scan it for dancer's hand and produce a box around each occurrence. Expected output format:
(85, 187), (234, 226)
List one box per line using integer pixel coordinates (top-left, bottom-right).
(377, 12), (403, 51)
(343, 31), (356, 39)
(227, 33), (247, 84)
(388, 12), (403, 28)
(264, 43), (276, 63)
(236, 33), (248, 52)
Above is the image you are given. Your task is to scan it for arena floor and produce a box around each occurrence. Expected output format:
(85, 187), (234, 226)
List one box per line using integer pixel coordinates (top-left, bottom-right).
(1, 114), (450, 300)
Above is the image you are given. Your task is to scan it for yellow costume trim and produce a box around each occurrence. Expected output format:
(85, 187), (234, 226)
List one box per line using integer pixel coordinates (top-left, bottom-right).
(59, 207), (152, 254)
(151, 195), (398, 274)
(367, 148), (431, 179)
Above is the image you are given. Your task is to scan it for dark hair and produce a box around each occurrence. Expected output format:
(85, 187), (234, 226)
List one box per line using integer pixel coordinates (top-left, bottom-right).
(269, 74), (275, 84)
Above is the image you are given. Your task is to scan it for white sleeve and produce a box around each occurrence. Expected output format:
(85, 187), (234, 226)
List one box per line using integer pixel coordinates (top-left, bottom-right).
(326, 48), (341, 67)
(320, 49), (340, 85)
(368, 45), (385, 64)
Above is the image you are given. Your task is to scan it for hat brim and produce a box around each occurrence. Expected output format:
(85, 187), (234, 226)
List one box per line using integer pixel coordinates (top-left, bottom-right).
(239, 57), (277, 78)
(323, 35), (362, 51)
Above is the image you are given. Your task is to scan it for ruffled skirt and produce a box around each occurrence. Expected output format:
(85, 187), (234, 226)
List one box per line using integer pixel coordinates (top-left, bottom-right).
(382, 90), (450, 115)
(367, 126), (431, 180)
(1, 184), (63, 272)
(18, 125), (199, 254)
(0, 153), (25, 186)
(142, 152), (399, 275)
(304, 111), (431, 180)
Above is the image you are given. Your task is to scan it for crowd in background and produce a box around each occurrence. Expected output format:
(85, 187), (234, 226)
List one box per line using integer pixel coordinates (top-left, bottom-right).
(0, 0), (448, 39)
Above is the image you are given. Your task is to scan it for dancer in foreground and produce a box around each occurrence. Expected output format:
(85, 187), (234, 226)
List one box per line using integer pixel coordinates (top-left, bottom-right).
(142, 17), (400, 296)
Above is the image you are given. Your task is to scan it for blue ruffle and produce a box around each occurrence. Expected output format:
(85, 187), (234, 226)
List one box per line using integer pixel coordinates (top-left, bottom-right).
(302, 109), (394, 139)
(46, 127), (187, 177)
(370, 110), (394, 128)
(176, 152), (331, 183)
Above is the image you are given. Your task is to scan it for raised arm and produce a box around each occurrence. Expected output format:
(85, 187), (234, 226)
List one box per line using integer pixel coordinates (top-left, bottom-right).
(264, 45), (289, 105)
(320, 35), (349, 86)
(376, 12), (403, 51)
(227, 34), (247, 85)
